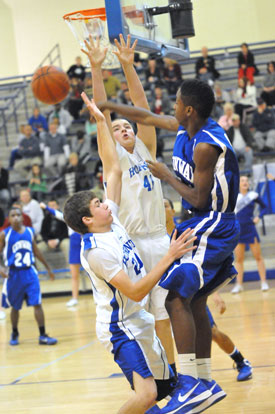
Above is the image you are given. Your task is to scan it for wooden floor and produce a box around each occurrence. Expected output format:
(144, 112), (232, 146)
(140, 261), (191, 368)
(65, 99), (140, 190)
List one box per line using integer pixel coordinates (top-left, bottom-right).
(1, 283), (275, 413)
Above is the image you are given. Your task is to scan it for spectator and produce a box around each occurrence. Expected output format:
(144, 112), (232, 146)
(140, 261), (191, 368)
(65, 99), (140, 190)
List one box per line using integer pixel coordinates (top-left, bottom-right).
(48, 104), (73, 133)
(0, 161), (10, 212)
(67, 56), (86, 82)
(71, 130), (91, 164)
(8, 124), (25, 169)
(38, 199), (69, 266)
(14, 125), (42, 178)
(91, 160), (104, 201)
(252, 98), (275, 151)
(83, 75), (93, 96)
(237, 43), (258, 84)
(67, 78), (84, 120)
(62, 152), (90, 196)
(117, 87), (133, 106)
(84, 116), (97, 151)
(19, 189), (43, 235)
(144, 58), (163, 91)
(117, 80), (129, 102)
(260, 61), (275, 106)
(163, 58), (182, 95)
(227, 114), (254, 174)
(43, 122), (70, 176)
(195, 46), (220, 85)
(102, 69), (121, 99)
(212, 82), (231, 119)
(234, 77), (257, 121)
(28, 107), (48, 134)
(28, 164), (48, 202)
(0, 202), (32, 232)
(218, 102), (234, 131)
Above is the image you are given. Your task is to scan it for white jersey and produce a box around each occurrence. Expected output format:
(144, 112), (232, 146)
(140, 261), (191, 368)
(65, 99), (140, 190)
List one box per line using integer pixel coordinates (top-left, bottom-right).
(117, 138), (166, 237)
(80, 199), (148, 325)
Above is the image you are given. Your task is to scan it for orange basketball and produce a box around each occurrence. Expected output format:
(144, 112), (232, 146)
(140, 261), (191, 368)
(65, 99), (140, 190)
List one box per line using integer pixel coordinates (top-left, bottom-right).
(31, 65), (70, 105)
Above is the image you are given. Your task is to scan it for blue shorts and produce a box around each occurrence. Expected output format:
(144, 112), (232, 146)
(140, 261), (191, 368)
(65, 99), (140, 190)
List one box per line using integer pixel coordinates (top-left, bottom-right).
(2, 266), (41, 310)
(160, 211), (240, 299)
(69, 232), (81, 264)
(206, 306), (215, 328)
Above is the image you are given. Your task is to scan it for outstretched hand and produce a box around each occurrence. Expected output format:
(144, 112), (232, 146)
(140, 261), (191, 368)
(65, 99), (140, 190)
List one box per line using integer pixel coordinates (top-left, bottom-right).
(169, 228), (197, 260)
(81, 92), (105, 122)
(113, 34), (138, 66)
(81, 34), (108, 67)
(146, 160), (174, 181)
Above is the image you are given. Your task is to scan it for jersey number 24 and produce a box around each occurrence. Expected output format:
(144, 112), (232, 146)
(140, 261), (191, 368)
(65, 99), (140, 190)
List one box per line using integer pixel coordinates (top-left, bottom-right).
(14, 252), (32, 267)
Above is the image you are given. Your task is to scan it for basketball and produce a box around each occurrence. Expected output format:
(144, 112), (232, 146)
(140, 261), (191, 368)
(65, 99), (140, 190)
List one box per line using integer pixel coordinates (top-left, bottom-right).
(31, 65), (70, 105)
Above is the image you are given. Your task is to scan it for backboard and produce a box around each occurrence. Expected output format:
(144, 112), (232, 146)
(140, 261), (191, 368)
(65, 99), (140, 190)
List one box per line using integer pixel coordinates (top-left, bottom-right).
(104, 0), (193, 62)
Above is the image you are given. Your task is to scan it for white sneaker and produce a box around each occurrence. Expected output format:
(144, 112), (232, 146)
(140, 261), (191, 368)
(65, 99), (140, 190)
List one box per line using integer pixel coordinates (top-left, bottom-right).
(66, 298), (78, 307)
(231, 284), (244, 294)
(0, 310), (6, 320)
(261, 281), (269, 291)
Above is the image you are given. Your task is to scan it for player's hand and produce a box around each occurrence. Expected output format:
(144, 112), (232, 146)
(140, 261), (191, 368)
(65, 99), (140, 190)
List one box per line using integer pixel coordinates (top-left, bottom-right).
(253, 216), (260, 224)
(81, 34), (108, 68)
(0, 266), (8, 279)
(168, 228), (197, 260)
(267, 172), (275, 180)
(212, 292), (226, 314)
(146, 160), (174, 181)
(40, 202), (46, 209)
(113, 34), (138, 66)
(81, 93), (105, 122)
(48, 270), (55, 281)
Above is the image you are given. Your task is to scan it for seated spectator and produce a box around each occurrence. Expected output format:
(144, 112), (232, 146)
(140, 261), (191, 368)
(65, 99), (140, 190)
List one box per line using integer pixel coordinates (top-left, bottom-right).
(14, 125), (42, 178)
(67, 77), (84, 120)
(19, 189), (43, 235)
(252, 98), (275, 151)
(43, 122), (70, 176)
(9, 124), (26, 169)
(227, 114), (254, 174)
(144, 58), (163, 91)
(260, 61), (275, 106)
(83, 76), (93, 96)
(62, 152), (90, 196)
(38, 199), (69, 264)
(218, 102), (234, 131)
(28, 164), (47, 202)
(0, 201), (32, 232)
(28, 107), (48, 135)
(48, 104), (73, 133)
(134, 52), (145, 70)
(234, 77), (257, 122)
(0, 161), (10, 213)
(71, 130), (92, 164)
(117, 87), (133, 106)
(212, 82), (231, 119)
(117, 80), (128, 101)
(195, 46), (220, 85)
(150, 85), (171, 159)
(237, 43), (258, 84)
(163, 58), (182, 95)
(67, 56), (86, 82)
(84, 116), (97, 151)
(102, 69), (121, 99)
(91, 160), (104, 201)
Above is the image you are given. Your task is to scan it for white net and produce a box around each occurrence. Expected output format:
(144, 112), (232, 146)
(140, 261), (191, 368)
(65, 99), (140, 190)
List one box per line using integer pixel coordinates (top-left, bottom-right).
(65, 12), (120, 69)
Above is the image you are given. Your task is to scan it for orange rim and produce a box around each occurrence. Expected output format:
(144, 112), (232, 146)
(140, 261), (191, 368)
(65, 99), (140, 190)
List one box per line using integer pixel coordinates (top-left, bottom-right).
(63, 8), (106, 21)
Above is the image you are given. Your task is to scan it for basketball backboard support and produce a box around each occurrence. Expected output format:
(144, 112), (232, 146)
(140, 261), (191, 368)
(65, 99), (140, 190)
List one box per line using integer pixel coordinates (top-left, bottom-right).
(104, 0), (192, 62)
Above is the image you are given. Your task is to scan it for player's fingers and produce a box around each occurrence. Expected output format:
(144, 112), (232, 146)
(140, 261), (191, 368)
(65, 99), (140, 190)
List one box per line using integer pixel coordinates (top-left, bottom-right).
(81, 48), (89, 56)
(88, 34), (95, 47)
(177, 228), (194, 241)
(171, 229), (177, 241)
(126, 34), (131, 48)
(131, 38), (138, 50)
(96, 35), (100, 48)
(114, 38), (121, 50)
(119, 33), (126, 47)
(81, 92), (91, 106)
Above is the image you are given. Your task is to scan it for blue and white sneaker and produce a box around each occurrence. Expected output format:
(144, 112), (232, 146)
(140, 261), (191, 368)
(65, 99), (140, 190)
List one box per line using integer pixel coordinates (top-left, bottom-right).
(145, 405), (162, 413)
(236, 359), (252, 381)
(185, 379), (226, 413)
(39, 334), (57, 345)
(160, 375), (212, 413)
(10, 333), (19, 346)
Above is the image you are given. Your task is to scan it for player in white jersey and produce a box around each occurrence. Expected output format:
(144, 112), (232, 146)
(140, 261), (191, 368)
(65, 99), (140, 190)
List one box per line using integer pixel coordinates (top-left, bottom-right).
(81, 34), (176, 375)
(63, 97), (197, 414)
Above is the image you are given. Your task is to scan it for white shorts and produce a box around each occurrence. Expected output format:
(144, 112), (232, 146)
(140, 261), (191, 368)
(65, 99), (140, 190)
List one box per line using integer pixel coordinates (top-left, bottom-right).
(131, 232), (170, 321)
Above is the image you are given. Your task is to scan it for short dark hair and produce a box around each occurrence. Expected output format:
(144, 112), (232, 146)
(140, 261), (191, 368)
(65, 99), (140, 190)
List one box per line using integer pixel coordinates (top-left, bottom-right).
(165, 198), (174, 210)
(179, 79), (215, 119)
(63, 191), (97, 234)
(9, 206), (22, 216)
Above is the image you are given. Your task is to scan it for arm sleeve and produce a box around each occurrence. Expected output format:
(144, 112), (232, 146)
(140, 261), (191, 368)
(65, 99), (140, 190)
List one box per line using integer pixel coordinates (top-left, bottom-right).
(255, 196), (267, 217)
(89, 248), (122, 283)
(45, 206), (64, 221)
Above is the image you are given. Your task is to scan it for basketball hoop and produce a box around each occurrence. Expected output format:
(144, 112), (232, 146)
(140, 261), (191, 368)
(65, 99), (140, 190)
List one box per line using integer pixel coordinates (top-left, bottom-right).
(63, 8), (120, 70)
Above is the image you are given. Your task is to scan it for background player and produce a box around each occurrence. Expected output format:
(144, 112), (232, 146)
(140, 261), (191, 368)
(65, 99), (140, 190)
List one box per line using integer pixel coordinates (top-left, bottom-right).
(63, 96), (198, 414)
(0, 207), (57, 346)
(81, 34), (177, 376)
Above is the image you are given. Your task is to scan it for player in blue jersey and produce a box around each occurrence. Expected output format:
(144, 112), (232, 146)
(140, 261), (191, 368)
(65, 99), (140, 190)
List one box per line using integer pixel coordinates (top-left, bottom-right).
(0, 207), (57, 346)
(232, 175), (269, 293)
(99, 79), (240, 413)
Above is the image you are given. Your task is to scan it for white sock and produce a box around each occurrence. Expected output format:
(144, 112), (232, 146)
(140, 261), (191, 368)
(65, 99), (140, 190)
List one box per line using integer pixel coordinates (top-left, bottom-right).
(178, 353), (198, 379)
(196, 358), (212, 381)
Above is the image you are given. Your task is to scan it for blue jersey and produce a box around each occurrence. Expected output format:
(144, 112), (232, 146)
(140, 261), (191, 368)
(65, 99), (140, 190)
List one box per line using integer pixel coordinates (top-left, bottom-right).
(173, 118), (239, 213)
(3, 226), (35, 268)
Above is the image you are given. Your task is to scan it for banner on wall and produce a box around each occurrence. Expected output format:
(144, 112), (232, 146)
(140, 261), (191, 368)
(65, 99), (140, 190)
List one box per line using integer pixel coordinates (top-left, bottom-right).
(253, 162), (275, 215)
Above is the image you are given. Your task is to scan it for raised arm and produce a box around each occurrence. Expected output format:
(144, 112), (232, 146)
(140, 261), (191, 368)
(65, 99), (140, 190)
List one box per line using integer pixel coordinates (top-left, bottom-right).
(113, 34), (157, 157)
(81, 94), (122, 205)
(99, 101), (179, 132)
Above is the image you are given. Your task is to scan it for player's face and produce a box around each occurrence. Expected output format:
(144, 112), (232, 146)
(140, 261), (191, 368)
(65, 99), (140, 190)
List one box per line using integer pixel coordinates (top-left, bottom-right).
(240, 176), (249, 191)
(112, 119), (136, 152)
(9, 209), (23, 228)
(174, 91), (190, 126)
(89, 198), (113, 227)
